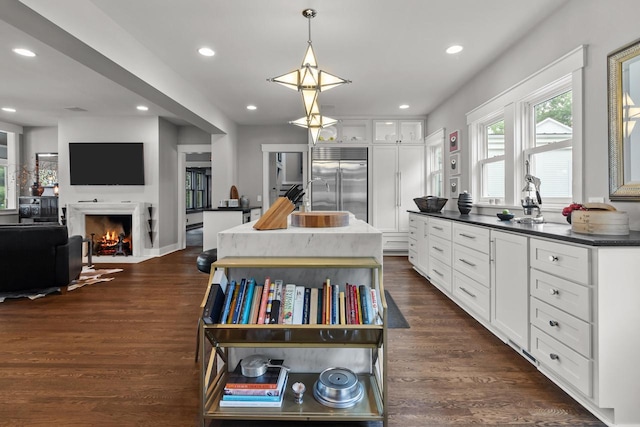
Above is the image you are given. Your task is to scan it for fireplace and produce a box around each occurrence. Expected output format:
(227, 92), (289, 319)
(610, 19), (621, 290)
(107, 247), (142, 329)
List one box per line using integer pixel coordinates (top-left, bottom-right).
(86, 214), (133, 256)
(66, 202), (150, 261)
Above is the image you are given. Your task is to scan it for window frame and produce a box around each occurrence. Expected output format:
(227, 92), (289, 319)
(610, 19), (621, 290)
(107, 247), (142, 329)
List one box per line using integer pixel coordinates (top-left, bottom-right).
(425, 128), (444, 197)
(467, 46), (584, 210)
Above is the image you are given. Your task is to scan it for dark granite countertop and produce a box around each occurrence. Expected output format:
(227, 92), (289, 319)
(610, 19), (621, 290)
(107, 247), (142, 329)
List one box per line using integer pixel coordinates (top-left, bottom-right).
(408, 210), (640, 246)
(204, 206), (261, 213)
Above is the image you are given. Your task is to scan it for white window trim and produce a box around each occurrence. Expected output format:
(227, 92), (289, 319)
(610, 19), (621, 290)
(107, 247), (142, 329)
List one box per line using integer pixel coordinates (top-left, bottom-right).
(425, 128), (444, 197)
(467, 45), (585, 210)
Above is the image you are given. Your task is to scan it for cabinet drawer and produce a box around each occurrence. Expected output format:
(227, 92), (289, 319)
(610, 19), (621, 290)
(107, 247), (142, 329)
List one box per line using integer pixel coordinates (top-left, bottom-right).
(530, 269), (591, 321)
(531, 298), (591, 357)
(453, 244), (490, 288)
(408, 228), (418, 243)
(428, 218), (452, 240)
(453, 223), (490, 254)
(453, 271), (490, 322)
(409, 214), (418, 230)
(429, 235), (452, 266)
(531, 326), (592, 397)
(530, 239), (589, 285)
(428, 256), (452, 293)
(408, 249), (418, 266)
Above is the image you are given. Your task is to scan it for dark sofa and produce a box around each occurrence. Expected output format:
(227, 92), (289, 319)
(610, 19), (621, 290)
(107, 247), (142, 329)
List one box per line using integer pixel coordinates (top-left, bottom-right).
(0, 224), (83, 293)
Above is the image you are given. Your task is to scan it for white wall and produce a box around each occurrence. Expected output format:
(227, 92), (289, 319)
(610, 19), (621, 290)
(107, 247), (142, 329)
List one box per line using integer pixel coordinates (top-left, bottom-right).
(236, 125), (306, 206)
(178, 125), (210, 145)
(21, 126), (57, 194)
(158, 118), (179, 250)
(426, 0), (640, 228)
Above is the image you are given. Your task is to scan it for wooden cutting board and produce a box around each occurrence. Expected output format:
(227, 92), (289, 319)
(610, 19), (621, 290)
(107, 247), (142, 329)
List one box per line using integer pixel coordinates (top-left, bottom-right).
(290, 211), (350, 228)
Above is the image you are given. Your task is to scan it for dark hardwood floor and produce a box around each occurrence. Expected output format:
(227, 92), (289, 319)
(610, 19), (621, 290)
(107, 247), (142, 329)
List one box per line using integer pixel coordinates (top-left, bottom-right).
(0, 235), (605, 426)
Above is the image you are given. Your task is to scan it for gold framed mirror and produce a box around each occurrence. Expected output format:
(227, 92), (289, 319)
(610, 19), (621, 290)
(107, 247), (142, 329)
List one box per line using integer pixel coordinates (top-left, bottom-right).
(608, 38), (640, 200)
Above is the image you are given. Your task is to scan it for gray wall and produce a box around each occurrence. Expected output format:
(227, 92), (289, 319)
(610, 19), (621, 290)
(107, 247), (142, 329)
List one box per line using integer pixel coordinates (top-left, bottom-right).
(426, 0), (640, 228)
(158, 118), (179, 249)
(236, 124), (306, 206)
(21, 126), (57, 195)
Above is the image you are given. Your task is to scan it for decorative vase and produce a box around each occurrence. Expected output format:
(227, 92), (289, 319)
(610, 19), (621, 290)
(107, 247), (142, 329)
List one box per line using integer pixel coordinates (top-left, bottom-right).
(457, 191), (472, 214)
(30, 182), (39, 196)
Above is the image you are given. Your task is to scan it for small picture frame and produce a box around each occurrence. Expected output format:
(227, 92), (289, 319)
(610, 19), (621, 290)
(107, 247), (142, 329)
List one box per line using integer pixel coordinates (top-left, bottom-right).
(449, 130), (460, 153)
(450, 153), (460, 176)
(450, 177), (460, 198)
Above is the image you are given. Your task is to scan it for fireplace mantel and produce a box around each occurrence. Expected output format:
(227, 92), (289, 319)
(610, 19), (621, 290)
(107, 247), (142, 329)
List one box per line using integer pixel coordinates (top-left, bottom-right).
(67, 202), (151, 261)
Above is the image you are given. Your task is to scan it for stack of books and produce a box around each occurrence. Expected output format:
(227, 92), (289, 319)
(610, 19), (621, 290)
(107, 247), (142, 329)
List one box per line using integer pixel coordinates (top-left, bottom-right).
(219, 359), (289, 407)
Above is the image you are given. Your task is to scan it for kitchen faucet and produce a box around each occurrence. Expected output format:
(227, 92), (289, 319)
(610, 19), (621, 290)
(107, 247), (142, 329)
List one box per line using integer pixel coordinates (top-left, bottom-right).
(302, 177), (329, 212)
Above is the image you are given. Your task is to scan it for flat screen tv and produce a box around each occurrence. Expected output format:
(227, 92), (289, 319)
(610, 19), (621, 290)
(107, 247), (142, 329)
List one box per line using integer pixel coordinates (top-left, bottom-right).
(69, 142), (145, 185)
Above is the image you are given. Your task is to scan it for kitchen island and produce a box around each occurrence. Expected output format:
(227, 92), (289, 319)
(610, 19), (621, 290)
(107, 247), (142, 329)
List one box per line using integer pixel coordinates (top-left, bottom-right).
(201, 213), (388, 425)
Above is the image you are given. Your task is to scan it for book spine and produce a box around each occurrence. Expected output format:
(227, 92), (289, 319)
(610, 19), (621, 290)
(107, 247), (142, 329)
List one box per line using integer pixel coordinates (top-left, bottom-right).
(355, 284), (362, 325)
(263, 280), (276, 324)
(309, 287), (318, 325)
(257, 277), (271, 325)
(349, 284), (358, 324)
(220, 281), (237, 324)
(364, 285), (374, 325)
(240, 279), (256, 324)
(249, 284), (262, 324)
(317, 286), (324, 324)
(202, 284), (217, 324)
(339, 291), (346, 325)
(292, 285), (305, 324)
(359, 285), (370, 324)
(203, 284), (225, 324)
(212, 269), (229, 293)
(223, 388), (283, 396)
(274, 280), (284, 324)
(269, 300), (281, 324)
(282, 284), (296, 324)
(222, 394), (282, 402)
(331, 284), (339, 324)
(231, 278), (247, 324)
(302, 287), (311, 324)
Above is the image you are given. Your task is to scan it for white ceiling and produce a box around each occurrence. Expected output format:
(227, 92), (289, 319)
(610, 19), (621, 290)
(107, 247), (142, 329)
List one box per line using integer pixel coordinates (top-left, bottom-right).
(0, 0), (569, 131)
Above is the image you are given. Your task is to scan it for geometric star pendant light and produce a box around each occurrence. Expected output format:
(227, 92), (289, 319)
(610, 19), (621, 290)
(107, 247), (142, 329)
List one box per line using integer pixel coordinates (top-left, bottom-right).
(267, 9), (351, 144)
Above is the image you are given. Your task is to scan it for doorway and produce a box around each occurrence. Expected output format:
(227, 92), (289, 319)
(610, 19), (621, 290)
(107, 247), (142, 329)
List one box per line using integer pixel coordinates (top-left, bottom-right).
(261, 144), (309, 211)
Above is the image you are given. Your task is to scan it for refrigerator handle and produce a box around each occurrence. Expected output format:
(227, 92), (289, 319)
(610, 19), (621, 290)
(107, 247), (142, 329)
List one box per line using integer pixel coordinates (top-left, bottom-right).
(398, 171), (402, 207)
(335, 169), (341, 209)
(339, 168), (344, 210)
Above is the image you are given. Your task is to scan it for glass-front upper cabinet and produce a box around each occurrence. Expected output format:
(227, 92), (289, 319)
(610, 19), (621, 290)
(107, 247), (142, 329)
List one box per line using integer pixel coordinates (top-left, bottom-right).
(373, 120), (424, 144)
(318, 119), (370, 144)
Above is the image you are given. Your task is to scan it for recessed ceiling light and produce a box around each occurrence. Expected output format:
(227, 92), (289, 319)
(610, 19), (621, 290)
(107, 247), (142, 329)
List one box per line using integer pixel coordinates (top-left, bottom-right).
(399, 104), (410, 109)
(136, 105), (149, 111)
(246, 105), (257, 110)
(13, 48), (36, 57)
(446, 45), (464, 54)
(198, 47), (215, 57)
(2, 107), (16, 113)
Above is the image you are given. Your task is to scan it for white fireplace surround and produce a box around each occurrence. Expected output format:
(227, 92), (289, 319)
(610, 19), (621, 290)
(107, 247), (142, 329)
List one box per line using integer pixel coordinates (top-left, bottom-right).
(67, 202), (150, 260)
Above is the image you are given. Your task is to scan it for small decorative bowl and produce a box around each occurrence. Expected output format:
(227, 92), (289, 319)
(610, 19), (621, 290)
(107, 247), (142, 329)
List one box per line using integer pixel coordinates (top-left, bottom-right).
(497, 213), (515, 221)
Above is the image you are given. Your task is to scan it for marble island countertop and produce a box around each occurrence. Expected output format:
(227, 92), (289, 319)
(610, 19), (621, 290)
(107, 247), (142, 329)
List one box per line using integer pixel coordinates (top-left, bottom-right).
(409, 210), (640, 246)
(218, 212), (383, 261)
(204, 205), (261, 212)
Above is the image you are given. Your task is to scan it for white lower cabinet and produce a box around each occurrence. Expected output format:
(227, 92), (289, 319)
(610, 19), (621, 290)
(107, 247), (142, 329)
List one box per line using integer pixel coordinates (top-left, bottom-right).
(491, 230), (529, 350)
(408, 214), (640, 426)
(408, 213), (429, 275)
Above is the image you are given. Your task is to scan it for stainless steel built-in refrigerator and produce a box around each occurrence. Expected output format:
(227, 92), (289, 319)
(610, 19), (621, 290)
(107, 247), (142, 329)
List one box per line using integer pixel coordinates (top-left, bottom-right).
(311, 147), (368, 222)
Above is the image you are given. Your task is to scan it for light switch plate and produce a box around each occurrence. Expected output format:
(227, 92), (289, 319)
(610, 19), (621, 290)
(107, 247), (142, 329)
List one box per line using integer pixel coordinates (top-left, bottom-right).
(588, 197), (604, 203)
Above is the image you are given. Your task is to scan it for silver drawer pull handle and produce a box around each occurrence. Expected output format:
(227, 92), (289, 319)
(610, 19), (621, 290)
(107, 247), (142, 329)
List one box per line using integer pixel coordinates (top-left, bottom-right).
(549, 288), (560, 296)
(548, 255), (559, 262)
(460, 233), (476, 239)
(433, 226), (443, 231)
(549, 320), (559, 327)
(433, 246), (443, 252)
(432, 269), (444, 277)
(459, 258), (476, 267)
(549, 353), (560, 361)
(460, 287), (476, 298)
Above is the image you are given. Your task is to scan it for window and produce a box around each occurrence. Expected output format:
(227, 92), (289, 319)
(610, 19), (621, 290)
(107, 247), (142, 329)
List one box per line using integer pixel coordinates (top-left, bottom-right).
(425, 129), (444, 197)
(186, 168), (210, 210)
(478, 117), (505, 199)
(468, 46), (584, 208)
(524, 89), (573, 200)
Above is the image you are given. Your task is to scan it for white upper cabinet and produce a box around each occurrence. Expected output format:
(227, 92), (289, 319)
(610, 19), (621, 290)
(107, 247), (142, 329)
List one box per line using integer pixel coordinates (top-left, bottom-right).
(373, 120), (424, 144)
(317, 119), (370, 144)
